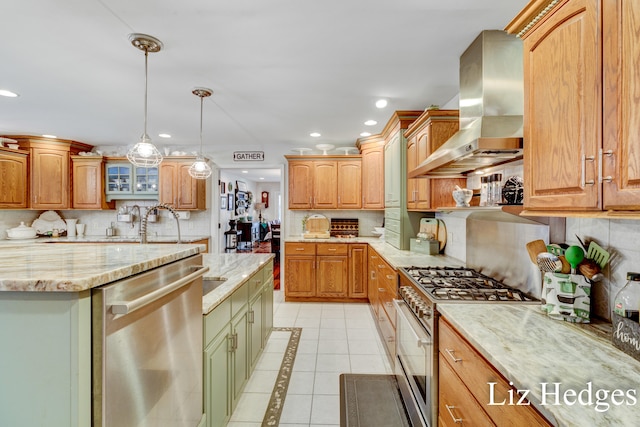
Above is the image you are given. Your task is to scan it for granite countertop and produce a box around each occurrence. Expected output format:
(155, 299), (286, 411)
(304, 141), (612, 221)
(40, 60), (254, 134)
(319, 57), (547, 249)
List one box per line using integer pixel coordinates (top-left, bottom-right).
(0, 235), (210, 244)
(0, 243), (204, 292)
(201, 253), (275, 314)
(284, 236), (463, 269)
(437, 304), (640, 426)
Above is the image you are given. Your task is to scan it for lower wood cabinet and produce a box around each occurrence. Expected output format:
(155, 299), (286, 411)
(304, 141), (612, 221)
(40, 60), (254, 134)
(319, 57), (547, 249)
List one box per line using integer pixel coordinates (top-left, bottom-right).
(203, 261), (273, 427)
(438, 317), (550, 427)
(368, 247), (397, 359)
(284, 242), (368, 302)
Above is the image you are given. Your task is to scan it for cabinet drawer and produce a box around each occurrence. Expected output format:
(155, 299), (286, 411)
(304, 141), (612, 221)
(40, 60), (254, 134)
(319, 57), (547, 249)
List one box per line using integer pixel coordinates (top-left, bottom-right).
(385, 208), (401, 220)
(438, 354), (495, 427)
(204, 298), (231, 345)
(285, 242), (316, 255)
(231, 282), (248, 317)
(439, 319), (550, 426)
(248, 270), (264, 297)
(316, 243), (348, 256)
(384, 218), (400, 234)
(262, 261), (273, 280)
(385, 229), (401, 249)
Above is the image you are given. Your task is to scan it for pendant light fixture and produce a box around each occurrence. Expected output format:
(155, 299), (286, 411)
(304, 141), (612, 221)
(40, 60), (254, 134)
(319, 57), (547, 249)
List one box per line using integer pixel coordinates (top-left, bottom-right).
(188, 87), (213, 179)
(126, 33), (163, 168)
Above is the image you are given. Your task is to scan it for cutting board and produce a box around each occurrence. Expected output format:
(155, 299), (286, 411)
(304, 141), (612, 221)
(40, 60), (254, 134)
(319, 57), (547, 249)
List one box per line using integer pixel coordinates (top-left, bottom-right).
(304, 214), (330, 238)
(418, 218), (447, 251)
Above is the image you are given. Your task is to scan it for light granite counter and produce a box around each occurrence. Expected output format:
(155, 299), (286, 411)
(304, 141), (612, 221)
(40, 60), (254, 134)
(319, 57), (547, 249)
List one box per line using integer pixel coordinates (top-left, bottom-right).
(200, 253), (275, 314)
(0, 243), (204, 292)
(437, 304), (640, 426)
(284, 236), (463, 269)
(0, 235), (210, 244)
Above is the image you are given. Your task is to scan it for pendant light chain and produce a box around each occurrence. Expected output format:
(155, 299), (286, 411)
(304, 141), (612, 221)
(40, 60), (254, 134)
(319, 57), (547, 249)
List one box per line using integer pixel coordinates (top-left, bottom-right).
(143, 49), (148, 139)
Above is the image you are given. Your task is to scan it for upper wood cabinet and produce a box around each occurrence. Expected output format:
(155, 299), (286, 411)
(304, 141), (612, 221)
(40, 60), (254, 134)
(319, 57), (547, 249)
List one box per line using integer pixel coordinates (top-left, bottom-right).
(507, 0), (640, 214)
(10, 136), (92, 210)
(0, 147), (29, 209)
(72, 156), (114, 210)
(286, 156), (362, 210)
(404, 110), (465, 211)
(358, 138), (385, 209)
(159, 158), (206, 210)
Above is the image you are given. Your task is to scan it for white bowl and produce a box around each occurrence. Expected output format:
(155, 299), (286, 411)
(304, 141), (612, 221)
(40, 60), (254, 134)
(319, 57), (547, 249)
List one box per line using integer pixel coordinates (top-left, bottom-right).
(452, 189), (473, 207)
(6, 222), (37, 239)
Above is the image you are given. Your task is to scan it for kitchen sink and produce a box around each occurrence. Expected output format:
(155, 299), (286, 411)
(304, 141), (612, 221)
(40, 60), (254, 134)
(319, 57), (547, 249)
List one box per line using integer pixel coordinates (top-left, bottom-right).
(203, 279), (226, 295)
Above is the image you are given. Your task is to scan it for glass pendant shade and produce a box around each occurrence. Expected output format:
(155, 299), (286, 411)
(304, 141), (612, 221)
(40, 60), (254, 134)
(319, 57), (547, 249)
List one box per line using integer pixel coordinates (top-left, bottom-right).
(127, 34), (163, 168)
(189, 87), (213, 179)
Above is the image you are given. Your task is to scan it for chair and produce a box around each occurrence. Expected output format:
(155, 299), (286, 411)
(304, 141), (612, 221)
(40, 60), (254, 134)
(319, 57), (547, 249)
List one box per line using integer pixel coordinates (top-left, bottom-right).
(270, 221), (281, 255)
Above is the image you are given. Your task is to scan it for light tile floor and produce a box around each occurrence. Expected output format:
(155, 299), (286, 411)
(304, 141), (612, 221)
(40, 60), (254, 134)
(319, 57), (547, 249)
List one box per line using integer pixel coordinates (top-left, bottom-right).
(227, 290), (394, 427)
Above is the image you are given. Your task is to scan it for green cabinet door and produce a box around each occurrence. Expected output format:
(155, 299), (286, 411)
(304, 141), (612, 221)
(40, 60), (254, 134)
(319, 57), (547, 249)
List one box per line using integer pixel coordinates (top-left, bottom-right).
(262, 277), (274, 345)
(249, 291), (264, 372)
(204, 326), (231, 427)
(231, 309), (249, 411)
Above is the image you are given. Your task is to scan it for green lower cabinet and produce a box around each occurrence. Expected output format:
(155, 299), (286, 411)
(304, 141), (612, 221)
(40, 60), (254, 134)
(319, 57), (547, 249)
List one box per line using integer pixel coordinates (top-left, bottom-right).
(231, 307), (249, 411)
(204, 325), (232, 427)
(202, 260), (275, 427)
(249, 291), (264, 372)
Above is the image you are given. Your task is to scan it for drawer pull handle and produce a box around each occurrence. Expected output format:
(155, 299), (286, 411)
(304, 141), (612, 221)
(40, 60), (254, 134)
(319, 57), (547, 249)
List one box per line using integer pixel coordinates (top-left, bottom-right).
(445, 405), (462, 423)
(445, 348), (462, 363)
(378, 288), (385, 292)
(386, 275), (394, 279)
(328, 248), (337, 251)
(295, 248), (305, 251)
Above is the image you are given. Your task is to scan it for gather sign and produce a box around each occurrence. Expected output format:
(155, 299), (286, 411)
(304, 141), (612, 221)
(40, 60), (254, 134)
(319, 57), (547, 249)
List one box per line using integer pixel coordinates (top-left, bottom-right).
(233, 151), (264, 161)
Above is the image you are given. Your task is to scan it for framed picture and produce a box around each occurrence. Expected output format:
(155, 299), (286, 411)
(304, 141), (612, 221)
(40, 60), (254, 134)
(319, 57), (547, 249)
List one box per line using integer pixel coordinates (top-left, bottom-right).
(220, 195), (227, 210)
(227, 193), (234, 211)
(220, 181), (226, 194)
(236, 180), (247, 192)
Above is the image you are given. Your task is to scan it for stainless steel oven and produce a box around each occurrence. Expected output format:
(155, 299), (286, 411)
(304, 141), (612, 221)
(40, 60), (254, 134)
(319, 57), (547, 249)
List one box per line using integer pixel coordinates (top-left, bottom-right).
(394, 299), (433, 427)
(395, 266), (537, 427)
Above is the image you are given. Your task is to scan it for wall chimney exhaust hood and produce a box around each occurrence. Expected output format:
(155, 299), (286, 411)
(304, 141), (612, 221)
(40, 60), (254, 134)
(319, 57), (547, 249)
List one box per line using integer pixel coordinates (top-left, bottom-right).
(409, 30), (524, 177)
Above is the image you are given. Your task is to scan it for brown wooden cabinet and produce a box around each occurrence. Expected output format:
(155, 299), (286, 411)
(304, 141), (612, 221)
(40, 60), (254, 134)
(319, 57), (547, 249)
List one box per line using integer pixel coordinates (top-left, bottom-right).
(404, 110), (466, 211)
(348, 244), (368, 299)
(358, 138), (385, 209)
(0, 148), (29, 209)
(159, 158), (206, 210)
(284, 242), (316, 298)
(286, 156), (362, 210)
(11, 136), (92, 210)
(367, 247), (397, 358)
(507, 0), (640, 214)
(438, 317), (550, 426)
(284, 242), (368, 302)
(71, 155), (114, 210)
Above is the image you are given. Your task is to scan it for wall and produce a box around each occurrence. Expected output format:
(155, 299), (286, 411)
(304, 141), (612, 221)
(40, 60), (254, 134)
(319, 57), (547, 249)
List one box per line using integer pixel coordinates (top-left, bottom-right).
(285, 209), (384, 238)
(0, 201), (211, 240)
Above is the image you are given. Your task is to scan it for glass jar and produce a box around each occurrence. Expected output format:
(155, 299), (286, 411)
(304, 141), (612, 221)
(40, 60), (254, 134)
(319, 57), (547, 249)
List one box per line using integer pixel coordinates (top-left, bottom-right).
(479, 176), (489, 206)
(613, 272), (640, 322)
(492, 173), (503, 206)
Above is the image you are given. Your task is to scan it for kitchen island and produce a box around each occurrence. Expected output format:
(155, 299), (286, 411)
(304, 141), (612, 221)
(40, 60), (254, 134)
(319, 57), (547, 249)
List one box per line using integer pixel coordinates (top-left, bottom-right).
(0, 242), (205, 426)
(437, 304), (640, 426)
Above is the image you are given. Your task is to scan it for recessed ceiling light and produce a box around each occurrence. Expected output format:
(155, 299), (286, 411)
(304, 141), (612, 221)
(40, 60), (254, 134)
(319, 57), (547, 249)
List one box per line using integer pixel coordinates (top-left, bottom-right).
(158, 133), (171, 138)
(375, 99), (388, 108)
(42, 134), (57, 138)
(360, 132), (372, 137)
(364, 120), (377, 126)
(242, 170), (248, 174)
(0, 89), (19, 97)
(310, 132), (321, 138)
(259, 177), (265, 180)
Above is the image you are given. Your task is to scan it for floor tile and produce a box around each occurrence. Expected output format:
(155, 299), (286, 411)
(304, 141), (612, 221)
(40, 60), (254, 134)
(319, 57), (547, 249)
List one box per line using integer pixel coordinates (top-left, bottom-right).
(310, 394), (341, 424)
(348, 339), (384, 355)
(287, 371), (315, 395)
(315, 353), (351, 373)
(349, 354), (389, 374)
(313, 371), (342, 395)
(229, 391), (271, 422)
(296, 339), (319, 354)
(243, 369), (279, 393)
(320, 317), (346, 329)
(292, 353), (317, 372)
(279, 394), (313, 424)
(317, 338), (349, 354)
(318, 328), (347, 340)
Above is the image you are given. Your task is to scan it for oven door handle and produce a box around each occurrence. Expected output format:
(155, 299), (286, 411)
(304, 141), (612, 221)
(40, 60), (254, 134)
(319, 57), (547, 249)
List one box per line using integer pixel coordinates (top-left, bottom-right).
(111, 265), (210, 315)
(393, 299), (431, 347)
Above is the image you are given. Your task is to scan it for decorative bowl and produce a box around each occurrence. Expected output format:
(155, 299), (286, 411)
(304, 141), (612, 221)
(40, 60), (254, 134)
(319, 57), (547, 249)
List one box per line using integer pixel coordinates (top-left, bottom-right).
(452, 189), (473, 207)
(6, 222), (37, 239)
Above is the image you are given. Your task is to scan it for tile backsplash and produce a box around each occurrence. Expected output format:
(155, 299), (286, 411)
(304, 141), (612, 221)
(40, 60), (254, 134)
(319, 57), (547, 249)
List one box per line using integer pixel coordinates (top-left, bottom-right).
(0, 201), (211, 240)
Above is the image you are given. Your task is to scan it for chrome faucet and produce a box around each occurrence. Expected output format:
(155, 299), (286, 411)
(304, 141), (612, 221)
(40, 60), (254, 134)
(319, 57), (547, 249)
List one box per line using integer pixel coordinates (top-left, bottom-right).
(130, 204), (142, 234)
(140, 203), (182, 244)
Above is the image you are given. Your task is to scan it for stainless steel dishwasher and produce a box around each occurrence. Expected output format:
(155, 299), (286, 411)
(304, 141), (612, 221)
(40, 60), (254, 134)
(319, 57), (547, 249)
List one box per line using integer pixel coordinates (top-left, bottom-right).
(92, 254), (209, 427)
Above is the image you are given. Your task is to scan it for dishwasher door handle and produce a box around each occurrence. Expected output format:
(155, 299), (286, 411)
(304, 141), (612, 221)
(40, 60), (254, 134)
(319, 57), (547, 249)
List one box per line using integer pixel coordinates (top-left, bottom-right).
(111, 265), (210, 315)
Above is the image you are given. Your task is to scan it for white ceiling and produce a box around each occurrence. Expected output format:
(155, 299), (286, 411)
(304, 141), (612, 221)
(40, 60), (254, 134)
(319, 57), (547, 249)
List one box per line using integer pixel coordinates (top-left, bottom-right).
(0, 0), (527, 183)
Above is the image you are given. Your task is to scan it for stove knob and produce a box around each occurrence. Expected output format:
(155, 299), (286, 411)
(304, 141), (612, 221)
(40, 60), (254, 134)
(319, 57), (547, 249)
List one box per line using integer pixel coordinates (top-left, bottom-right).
(422, 306), (433, 319)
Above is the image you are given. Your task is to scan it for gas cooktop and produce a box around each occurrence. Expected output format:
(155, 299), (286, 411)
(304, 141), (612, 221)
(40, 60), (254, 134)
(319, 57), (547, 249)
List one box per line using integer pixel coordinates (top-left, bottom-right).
(400, 266), (537, 302)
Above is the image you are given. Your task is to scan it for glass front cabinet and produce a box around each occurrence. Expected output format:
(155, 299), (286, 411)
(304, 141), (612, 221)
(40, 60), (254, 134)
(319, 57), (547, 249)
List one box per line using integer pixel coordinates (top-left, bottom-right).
(105, 161), (159, 201)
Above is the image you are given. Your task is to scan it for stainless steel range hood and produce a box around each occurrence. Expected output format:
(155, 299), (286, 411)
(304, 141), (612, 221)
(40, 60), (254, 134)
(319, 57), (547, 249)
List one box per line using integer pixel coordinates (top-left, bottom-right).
(409, 30), (524, 177)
